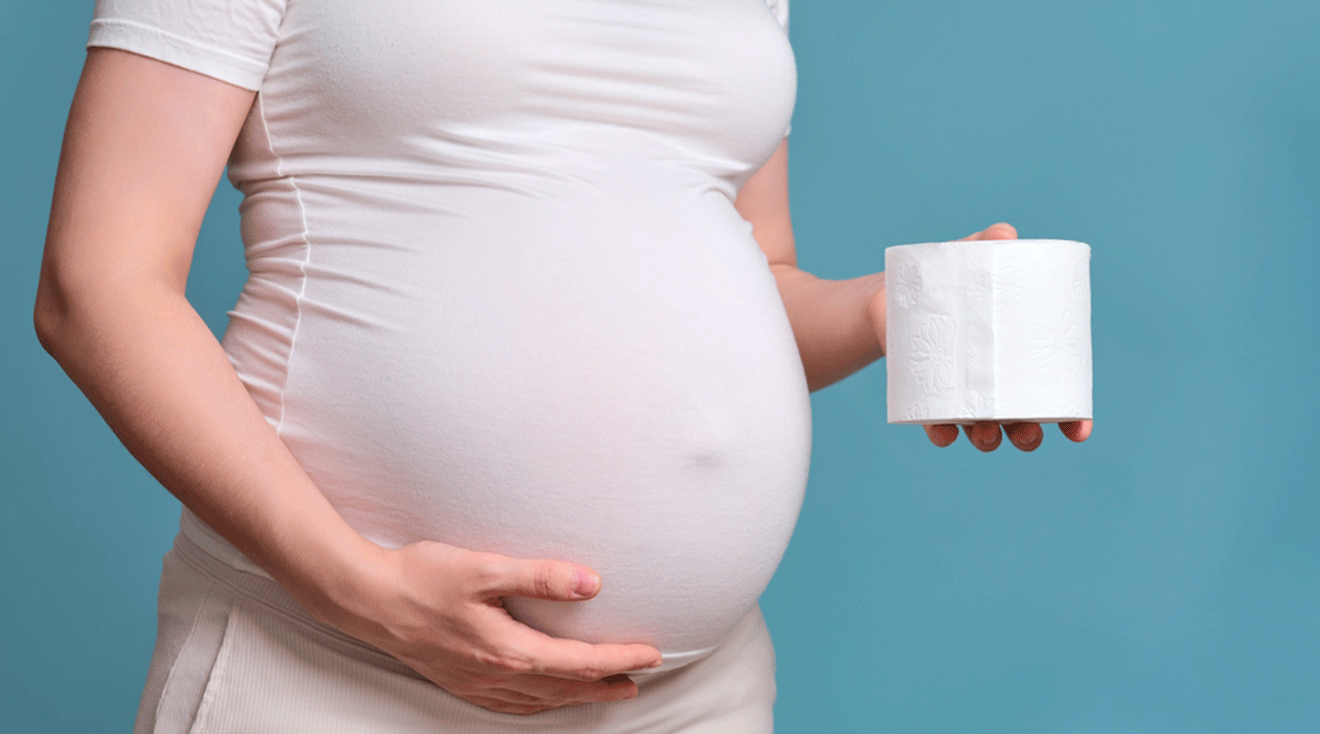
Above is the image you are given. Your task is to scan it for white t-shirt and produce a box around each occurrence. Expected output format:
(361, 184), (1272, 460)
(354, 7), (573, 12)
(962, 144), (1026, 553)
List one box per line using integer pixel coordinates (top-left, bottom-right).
(90, 0), (808, 670)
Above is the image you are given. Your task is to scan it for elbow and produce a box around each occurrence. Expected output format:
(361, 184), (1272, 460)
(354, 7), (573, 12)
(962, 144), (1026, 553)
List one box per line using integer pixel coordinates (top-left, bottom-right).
(34, 285), (61, 358)
(803, 369), (840, 394)
(33, 274), (74, 363)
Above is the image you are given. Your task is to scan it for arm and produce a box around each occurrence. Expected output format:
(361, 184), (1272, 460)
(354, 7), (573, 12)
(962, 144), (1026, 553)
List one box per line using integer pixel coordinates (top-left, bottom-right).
(36, 48), (659, 715)
(735, 141), (886, 393)
(736, 139), (1093, 451)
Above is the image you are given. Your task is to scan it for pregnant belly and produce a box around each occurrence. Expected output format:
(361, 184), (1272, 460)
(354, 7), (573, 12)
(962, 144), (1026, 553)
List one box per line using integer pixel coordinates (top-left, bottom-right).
(225, 193), (811, 667)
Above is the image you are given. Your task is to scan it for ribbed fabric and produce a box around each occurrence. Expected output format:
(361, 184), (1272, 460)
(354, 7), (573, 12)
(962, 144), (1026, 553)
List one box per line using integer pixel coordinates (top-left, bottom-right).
(135, 532), (776, 734)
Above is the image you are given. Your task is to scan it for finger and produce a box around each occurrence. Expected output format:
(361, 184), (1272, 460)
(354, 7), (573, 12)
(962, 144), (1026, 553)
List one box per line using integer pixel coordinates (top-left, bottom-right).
(1059, 419), (1093, 443)
(468, 554), (602, 602)
(963, 422), (1002, 452)
(496, 623), (663, 681)
(496, 672), (639, 705)
(924, 424), (959, 447)
(463, 676), (634, 707)
(461, 694), (560, 716)
(417, 628), (650, 703)
(959, 222), (1018, 241)
(1004, 422), (1043, 452)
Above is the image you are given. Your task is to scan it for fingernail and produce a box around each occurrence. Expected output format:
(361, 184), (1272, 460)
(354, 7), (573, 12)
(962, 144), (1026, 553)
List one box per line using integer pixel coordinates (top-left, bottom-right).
(572, 570), (599, 597)
(649, 657), (663, 668)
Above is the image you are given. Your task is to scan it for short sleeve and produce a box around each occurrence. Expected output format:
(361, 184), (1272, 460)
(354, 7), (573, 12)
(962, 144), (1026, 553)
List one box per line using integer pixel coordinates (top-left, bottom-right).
(88, 0), (287, 91)
(765, 0), (791, 136)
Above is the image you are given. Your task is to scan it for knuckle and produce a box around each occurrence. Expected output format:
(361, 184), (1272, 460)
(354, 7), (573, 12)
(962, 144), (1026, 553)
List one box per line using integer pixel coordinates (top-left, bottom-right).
(574, 665), (607, 682)
(504, 656), (537, 675)
(466, 555), (506, 594)
(600, 686), (637, 702)
(478, 650), (535, 675)
(533, 563), (557, 598)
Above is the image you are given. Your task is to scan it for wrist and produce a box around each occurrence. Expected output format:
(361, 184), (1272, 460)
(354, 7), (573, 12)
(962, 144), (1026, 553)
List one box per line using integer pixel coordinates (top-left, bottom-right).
(310, 540), (458, 654)
(867, 272), (887, 358)
(287, 528), (394, 634)
(229, 490), (393, 633)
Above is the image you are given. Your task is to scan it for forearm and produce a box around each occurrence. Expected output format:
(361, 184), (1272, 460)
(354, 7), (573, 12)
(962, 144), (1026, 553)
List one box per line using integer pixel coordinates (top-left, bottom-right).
(733, 140), (887, 391)
(35, 280), (380, 623)
(771, 264), (886, 392)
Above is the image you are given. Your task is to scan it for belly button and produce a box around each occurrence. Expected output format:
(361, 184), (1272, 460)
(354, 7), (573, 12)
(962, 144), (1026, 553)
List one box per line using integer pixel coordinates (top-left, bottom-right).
(688, 451), (725, 470)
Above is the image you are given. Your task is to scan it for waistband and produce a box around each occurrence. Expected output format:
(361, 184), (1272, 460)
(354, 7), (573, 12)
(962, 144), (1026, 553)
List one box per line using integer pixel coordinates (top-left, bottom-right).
(171, 524), (427, 680)
(171, 513), (696, 675)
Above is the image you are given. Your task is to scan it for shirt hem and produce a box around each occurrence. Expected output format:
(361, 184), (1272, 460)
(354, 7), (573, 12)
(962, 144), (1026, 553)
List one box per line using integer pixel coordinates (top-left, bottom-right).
(87, 18), (268, 91)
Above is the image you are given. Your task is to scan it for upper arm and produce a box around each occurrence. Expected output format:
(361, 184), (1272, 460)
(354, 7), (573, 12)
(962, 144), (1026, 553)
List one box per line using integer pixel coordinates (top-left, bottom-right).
(38, 48), (256, 314)
(734, 139), (797, 270)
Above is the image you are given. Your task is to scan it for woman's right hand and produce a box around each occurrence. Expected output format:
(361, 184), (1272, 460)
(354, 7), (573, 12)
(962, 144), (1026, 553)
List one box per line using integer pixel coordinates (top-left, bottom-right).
(329, 542), (663, 715)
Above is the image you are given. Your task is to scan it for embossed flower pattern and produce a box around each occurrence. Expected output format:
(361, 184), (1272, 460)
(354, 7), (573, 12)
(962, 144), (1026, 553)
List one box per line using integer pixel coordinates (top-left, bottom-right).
(1070, 261), (1090, 297)
(1082, 337), (1093, 386)
(965, 270), (993, 311)
(1030, 308), (1081, 382)
(961, 393), (992, 420)
(995, 265), (1030, 307)
(889, 243), (1091, 423)
(903, 404), (931, 423)
(891, 262), (923, 308)
(910, 316), (956, 395)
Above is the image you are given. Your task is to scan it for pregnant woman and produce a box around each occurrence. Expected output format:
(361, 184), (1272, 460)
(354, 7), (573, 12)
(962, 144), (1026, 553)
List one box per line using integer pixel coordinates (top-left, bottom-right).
(36, 0), (1091, 731)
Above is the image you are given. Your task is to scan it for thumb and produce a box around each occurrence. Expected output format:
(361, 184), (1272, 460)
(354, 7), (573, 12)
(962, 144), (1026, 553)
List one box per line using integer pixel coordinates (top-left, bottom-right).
(470, 554), (602, 602)
(960, 222), (1018, 241)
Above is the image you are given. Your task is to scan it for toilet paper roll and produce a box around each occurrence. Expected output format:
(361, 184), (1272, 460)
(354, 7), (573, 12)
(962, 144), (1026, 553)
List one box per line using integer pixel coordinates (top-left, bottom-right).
(885, 239), (1091, 424)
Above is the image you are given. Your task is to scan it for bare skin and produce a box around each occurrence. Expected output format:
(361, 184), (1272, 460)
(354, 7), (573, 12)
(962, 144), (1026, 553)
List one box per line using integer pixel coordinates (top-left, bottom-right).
(37, 49), (1089, 717)
(737, 150), (1094, 452)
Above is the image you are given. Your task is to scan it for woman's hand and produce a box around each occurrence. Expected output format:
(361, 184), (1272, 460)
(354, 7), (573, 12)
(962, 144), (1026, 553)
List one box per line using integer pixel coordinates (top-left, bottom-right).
(921, 223), (1094, 452)
(331, 542), (662, 715)
(923, 420), (1093, 452)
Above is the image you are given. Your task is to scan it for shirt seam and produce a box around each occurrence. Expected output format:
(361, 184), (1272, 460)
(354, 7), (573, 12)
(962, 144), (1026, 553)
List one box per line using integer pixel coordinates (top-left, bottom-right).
(255, 93), (312, 437)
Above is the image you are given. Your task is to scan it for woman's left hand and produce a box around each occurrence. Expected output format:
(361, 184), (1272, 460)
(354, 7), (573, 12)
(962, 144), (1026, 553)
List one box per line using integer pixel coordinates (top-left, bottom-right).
(921, 223), (1094, 452)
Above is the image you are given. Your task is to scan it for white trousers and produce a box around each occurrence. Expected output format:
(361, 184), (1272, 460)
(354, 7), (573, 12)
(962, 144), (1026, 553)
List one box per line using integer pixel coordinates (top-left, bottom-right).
(135, 532), (777, 733)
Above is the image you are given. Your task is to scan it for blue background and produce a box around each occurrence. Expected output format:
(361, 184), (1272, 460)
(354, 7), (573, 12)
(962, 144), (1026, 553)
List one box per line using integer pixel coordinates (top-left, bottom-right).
(3, 1), (1317, 731)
